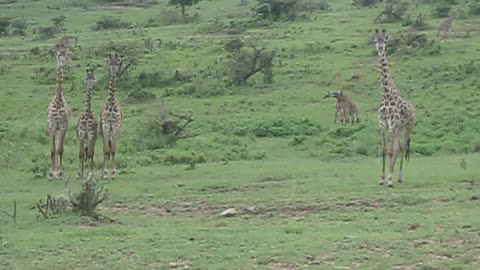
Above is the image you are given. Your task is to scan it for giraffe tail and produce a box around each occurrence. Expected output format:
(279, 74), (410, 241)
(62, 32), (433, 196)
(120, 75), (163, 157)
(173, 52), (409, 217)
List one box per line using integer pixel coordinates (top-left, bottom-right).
(405, 137), (411, 162)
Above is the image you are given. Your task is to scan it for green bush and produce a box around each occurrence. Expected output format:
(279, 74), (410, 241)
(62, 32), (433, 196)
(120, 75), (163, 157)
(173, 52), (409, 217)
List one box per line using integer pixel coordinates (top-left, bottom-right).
(126, 88), (156, 104)
(255, 0), (326, 21)
(36, 26), (58, 40)
(137, 71), (172, 88)
(432, 6), (451, 18)
(352, 0), (380, 7)
(469, 0), (480, 15)
(92, 16), (131, 31)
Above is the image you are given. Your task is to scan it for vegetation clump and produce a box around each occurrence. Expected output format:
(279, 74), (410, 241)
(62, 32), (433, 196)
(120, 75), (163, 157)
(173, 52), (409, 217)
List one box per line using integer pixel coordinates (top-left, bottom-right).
(93, 16), (131, 31)
(69, 178), (108, 216)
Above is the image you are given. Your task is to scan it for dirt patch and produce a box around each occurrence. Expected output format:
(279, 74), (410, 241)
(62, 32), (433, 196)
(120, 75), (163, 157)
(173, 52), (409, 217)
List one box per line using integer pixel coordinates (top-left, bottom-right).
(99, 200), (224, 217)
(198, 184), (270, 193)
(426, 253), (449, 261)
(98, 198), (387, 218)
(112, 1), (157, 8)
(342, 200), (384, 209)
(267, 262), (300, 270)
(77, 214), (119, 229)
(444, 238), (464, 247)
(393, 265), (417, 270)
(259, 175), (294, 182)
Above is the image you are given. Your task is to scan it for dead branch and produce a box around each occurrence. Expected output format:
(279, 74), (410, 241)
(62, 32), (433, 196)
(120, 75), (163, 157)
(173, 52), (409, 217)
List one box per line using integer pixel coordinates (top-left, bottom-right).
(169, 112), (194, 137)
(36, 197), (50, 219)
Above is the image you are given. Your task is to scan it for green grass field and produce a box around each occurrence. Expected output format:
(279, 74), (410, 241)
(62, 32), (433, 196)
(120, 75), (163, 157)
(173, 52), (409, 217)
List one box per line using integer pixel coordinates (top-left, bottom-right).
(1, 0), (480, 269)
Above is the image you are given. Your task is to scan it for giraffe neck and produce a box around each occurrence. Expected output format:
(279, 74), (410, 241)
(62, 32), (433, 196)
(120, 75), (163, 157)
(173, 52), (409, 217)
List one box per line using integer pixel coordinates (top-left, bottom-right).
(83, 86), (93, 113)
(377, 48), (397, 99)
(107, 73), (117, 105)
(55, 65), (64, 101)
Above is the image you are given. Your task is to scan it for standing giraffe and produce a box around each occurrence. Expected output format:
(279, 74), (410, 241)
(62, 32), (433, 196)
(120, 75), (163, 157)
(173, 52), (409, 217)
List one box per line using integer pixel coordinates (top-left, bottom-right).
(323, 90), (360, 125)
(46, 45), (70, 180)
(101, 53), (123, 180)
(77, 68), (98, 180)
(371, 29), (416, 187)
(437, 11), (458, 39)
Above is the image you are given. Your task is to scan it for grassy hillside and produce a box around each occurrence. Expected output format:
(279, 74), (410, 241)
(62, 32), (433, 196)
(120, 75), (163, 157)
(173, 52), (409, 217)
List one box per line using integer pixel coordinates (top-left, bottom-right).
(1, 0), (480, 269)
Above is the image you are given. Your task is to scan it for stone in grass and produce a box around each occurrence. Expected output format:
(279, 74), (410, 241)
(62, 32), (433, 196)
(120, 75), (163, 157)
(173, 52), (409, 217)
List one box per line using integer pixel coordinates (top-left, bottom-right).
(220, 208), (237, 217)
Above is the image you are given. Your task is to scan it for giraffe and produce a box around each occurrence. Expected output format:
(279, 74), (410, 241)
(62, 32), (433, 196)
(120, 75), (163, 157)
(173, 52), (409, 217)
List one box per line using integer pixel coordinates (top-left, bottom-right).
(46, 45), (70, 180)
(371, 29), (416, 187)
(323, 90), (360, 125)
(77, 68), (98, 180)
(437, 10), (458, 39)
(100, 53), (123, 180)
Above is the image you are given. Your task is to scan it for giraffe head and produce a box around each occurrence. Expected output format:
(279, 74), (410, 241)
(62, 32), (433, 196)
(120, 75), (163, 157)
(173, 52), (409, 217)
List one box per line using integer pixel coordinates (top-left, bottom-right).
(85, 68), (96, 90)
(323, 90), (344, 99)
(107, 53), (123, 76)
(371, 29), (389, 52)
(55, 44), (70, 68)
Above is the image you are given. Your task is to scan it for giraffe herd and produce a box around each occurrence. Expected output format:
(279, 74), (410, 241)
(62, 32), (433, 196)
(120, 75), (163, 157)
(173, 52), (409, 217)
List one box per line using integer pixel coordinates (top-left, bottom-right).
(47, 46), (123, 181)
(46, 29), (415, 187)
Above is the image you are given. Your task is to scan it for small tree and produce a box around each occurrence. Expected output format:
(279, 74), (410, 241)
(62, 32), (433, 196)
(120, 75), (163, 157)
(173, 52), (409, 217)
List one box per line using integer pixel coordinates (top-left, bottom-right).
(225, 38), (275, 85)
(169, 0), (201, 18)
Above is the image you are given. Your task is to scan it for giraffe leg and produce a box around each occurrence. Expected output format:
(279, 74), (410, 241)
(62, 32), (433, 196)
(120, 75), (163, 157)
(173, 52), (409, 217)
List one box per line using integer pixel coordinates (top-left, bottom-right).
(110, 134), (119, 180)
(398, 152), (404, 183)
(87, 137), (96, 180)
(379, 132), (387, 185)
(57, 129), (67, 180)
(387, 131), (401, 187)
(78, 137), (85, 179)
(102, 132), (110, 180)
(49, 134), (56, 180)
(334, 110), (338, 123)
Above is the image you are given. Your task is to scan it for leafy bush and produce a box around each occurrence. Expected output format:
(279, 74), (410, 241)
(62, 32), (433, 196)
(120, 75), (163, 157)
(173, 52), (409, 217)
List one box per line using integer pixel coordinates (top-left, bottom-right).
(36, 26), (58, 40)
(52, 15), (67, 28)
(126, 88), (156, 104)
(352, 0), (380, 7)
(247, 118), (322, 137)
(69, 179), (108, 216)
(92, 16), (131, 31)
(10, 18), (27, 36)
(0, 17), (11, 37)
(137, 71), (172, 88)
(138, 104), (193, 151)
(255, 0), (306, 21)
(224, 39), (275, 85)
(469, 0), (480, 15)
(432, 6), (451, 18)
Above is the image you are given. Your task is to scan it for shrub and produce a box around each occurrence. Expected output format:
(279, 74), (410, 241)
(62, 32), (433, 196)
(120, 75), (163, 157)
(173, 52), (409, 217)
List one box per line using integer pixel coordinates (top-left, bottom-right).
(0, 17), (11, 37)
(36, 26), (58, 40)
(69, 179), (108, 216)
(137, 70), (172, 88)
(432, 6), (451, 18)
(352, 0), (380, 7)
(126, 88), (156, 104)
(10, 18), (27, 36)
(469, 0), (480, 15)
(225, 39), (275, 85)
(92, 16), (131, 31)
(139, 104), (193, 150)
(52, 15), (67, 28)
(255, 0), (298, 21)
